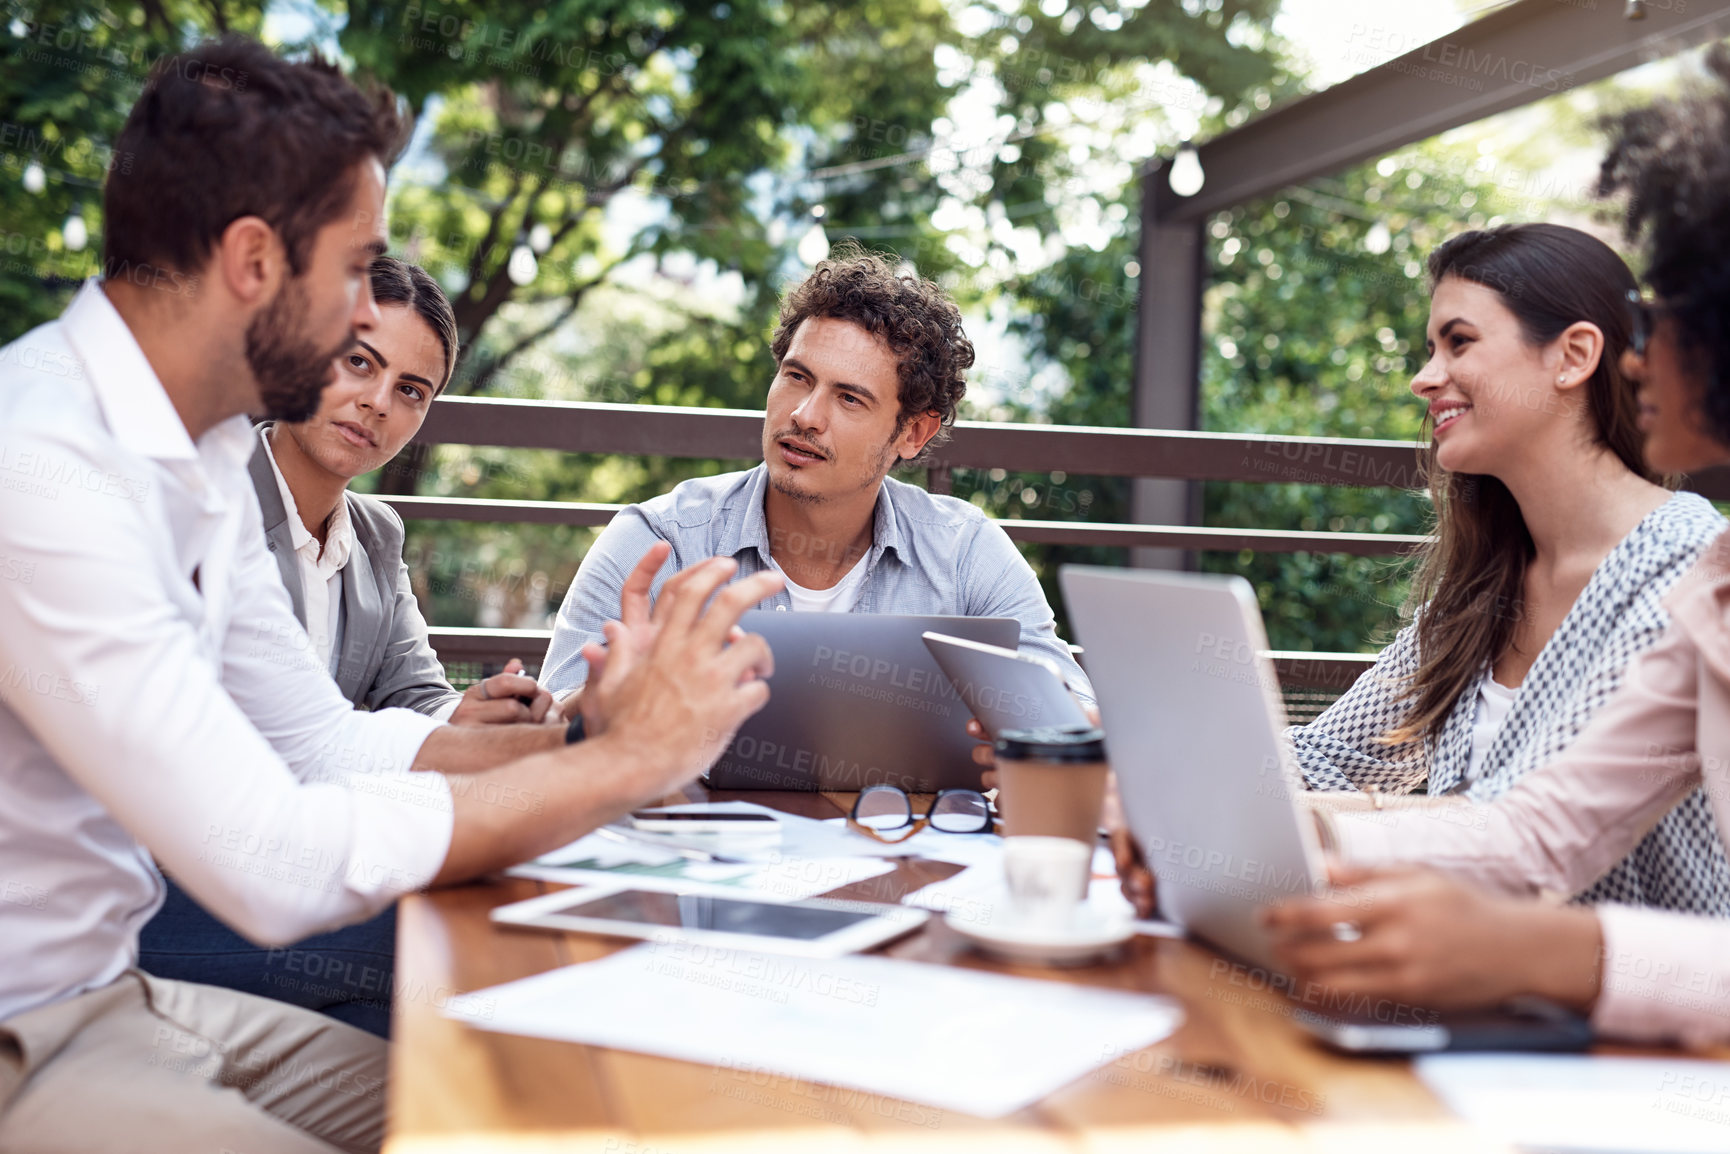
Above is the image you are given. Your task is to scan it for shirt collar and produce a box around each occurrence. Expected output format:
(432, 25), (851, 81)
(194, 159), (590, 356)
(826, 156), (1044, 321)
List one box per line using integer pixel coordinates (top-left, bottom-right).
(204, 415), (259, 475)
(725, 464), (774, 560)
(319, 489), (355, 574)
(258, 424), (353, 571)
(729, 462), (904, 566)
(60, 279), (200, 463)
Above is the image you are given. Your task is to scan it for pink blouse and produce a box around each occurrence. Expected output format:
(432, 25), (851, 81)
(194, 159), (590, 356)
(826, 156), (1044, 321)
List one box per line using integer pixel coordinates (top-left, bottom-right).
(1333, 529), (1730, 1047)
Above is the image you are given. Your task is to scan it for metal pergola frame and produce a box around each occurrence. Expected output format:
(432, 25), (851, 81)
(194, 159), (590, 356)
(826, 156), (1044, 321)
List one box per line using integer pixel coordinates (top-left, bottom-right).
(1132, 0), (1730, 567)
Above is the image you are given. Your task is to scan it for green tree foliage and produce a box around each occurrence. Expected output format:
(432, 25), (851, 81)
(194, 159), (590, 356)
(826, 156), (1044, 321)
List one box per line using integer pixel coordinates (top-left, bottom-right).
(887, 0), (1289, 280)
(356, 0), (1296, 623)
(2, 0), (1514, 645)
(0, 2), (265, 332)
(343, 0), (961, 389)
(336, 0), (969, 497)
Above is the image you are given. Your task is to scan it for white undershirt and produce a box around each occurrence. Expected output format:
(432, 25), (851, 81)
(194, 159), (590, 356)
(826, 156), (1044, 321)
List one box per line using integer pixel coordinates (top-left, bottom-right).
(260, 427), (351, 675)
(1464, 674), (1519, 785)
(768, 551), (870, 613)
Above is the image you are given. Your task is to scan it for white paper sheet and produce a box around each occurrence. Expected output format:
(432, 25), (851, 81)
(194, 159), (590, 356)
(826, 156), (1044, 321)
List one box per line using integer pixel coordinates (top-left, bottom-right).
(507, 837), (895, 901)
(509, 801), (900, 900)
(442, 944), (1182, 1118)
(606, 800), (914, 860)
(1417, 1053), (1730, 1153)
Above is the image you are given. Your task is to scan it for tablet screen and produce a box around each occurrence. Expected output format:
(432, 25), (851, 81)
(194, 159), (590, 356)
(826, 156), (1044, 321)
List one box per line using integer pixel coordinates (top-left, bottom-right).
(561, 890), (879, 941)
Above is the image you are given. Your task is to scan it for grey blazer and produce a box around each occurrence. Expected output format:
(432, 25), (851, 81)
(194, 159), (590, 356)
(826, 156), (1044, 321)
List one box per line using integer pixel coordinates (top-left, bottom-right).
(250, 435), (459, 716)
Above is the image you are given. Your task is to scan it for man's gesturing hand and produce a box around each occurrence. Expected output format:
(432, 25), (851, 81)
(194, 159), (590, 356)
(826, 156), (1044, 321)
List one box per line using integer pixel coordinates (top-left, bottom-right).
(431, 551), (782, 887)
(585, 551), (783, 801)
(577, 540), (671, 737)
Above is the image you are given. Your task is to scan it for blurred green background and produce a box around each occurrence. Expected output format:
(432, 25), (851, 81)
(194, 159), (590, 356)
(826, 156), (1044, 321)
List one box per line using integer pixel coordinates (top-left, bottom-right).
(0, 0), (1684, 653)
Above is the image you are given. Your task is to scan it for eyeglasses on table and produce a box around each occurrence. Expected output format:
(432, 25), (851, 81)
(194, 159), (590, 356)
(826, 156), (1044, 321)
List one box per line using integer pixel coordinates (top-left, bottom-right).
(848, 784), (996, 842)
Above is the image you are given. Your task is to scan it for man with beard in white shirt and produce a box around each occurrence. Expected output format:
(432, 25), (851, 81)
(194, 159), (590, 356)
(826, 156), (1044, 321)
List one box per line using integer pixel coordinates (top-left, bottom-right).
(0, 35), (781, 1154)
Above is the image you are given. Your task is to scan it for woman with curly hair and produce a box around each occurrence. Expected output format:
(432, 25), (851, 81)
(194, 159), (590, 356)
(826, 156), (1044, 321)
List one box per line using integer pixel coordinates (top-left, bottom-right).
(1267, 47), (1730, 1047)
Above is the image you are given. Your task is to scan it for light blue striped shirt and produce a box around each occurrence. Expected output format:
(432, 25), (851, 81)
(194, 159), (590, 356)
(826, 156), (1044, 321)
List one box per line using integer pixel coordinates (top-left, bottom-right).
(542, 463), (1092, 701)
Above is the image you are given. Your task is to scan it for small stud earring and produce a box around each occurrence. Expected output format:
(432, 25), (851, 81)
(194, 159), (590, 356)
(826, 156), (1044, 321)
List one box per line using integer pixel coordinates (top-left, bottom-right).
(1557, 375), (1567, 385)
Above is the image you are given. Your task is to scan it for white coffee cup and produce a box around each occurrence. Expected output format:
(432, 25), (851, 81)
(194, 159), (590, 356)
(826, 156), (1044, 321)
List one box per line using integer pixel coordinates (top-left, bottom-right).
(1002, 835), (1092, 932)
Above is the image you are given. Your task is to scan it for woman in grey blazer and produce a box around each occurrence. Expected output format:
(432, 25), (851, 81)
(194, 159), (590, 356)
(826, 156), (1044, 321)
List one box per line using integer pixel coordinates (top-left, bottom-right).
(140, 258), (555, 1037)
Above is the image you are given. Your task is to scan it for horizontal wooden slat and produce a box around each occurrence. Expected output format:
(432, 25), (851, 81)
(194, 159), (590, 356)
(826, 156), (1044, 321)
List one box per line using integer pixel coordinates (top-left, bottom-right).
(994, 518), (1427, 556)
(426, 627), (551, 663)
(1268, 650), (1377, 691)
(426, 629), (1380, 691)
(418, 396), (765, 461)
(382, 496), (1429, 555)
(410, 396), (1730, 497)
(415, 396), (1430, 487)
(385, 495), (623, 527)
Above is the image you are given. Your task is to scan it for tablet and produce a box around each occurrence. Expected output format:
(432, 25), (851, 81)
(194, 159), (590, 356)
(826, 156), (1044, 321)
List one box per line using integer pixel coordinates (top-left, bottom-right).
(922, 632), (1092, 739)
(490, 884), (930, 958)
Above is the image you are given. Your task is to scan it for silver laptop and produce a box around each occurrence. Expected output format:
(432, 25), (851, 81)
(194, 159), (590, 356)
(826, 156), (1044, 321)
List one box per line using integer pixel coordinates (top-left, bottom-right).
(1059, 566), (1326, 968)
(705, 612), (1019, 792)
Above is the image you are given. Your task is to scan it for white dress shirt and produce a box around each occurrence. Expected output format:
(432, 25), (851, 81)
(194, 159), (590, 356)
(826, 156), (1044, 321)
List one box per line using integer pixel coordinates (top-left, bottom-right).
(258, 426), (352, 676)
(0, 281), (454, 1022)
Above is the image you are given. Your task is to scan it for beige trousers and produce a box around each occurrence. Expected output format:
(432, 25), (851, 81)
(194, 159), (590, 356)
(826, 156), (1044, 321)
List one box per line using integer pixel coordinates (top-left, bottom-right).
(0, 970), (387, 1154)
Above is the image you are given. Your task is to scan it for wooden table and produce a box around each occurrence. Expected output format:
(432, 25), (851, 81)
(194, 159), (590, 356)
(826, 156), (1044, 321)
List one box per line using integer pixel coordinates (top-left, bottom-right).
(385, 789), (1693, 1153)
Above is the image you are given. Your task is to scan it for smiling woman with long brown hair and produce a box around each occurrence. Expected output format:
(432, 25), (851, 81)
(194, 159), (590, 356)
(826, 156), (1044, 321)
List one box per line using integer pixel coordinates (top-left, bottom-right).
(1280, 222), (1730, 917)
(1267, 50), (1730, 1044)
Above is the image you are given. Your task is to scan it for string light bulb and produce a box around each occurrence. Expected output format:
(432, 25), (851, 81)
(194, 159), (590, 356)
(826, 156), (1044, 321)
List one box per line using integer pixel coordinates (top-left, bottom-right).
(507, 233), (539, 286)
(796, 205), (830, 265)
(1168, 143), (1205, 197)
(62, 204), (87, 252)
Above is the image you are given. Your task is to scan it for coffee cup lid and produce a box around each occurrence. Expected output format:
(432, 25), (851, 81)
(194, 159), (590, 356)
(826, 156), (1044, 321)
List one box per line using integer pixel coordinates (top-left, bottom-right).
(994, 725), (1106, 762)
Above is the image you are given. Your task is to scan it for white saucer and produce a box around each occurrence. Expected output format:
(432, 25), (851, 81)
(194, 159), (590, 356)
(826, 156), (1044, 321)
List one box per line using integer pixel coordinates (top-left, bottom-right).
(945, 907), (1135, 966)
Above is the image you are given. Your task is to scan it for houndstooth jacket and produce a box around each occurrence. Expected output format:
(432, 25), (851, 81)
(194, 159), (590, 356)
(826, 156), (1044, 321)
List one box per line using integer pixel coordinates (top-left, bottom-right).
(1289, 491), (1730, 913)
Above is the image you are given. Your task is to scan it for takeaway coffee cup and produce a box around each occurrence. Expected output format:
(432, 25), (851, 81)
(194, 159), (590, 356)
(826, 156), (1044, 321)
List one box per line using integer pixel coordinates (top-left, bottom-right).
(992, 725), (1108, 897)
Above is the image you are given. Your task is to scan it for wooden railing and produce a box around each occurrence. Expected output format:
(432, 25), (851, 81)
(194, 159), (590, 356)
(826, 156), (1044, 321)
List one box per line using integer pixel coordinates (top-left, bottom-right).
(401, 397), (1447, 556)
(402, 396), (1730, 690)
(426, 625), (1380, 695)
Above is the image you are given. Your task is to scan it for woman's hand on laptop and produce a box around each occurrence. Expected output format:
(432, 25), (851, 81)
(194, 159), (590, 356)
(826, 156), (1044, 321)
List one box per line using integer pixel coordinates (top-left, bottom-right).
(1260, 863), (1604, 1013)
(1104, 775), (1158, 919)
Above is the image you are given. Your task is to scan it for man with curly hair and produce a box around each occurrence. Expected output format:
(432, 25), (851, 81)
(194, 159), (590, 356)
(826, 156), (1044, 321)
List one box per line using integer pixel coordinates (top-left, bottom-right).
(543, 247), (1090, 716)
